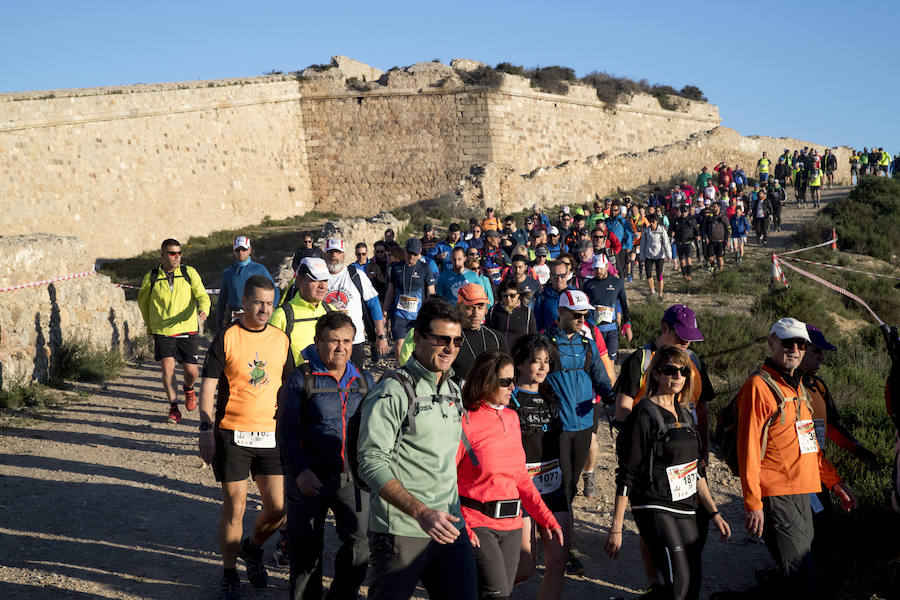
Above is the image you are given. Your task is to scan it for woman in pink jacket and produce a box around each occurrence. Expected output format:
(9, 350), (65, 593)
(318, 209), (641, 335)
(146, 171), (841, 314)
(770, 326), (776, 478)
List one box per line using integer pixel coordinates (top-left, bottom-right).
(458, 350), (564, 600)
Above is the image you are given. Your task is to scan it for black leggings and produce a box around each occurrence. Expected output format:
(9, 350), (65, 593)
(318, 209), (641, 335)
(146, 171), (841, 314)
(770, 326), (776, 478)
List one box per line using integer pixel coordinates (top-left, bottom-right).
(472, 527), (521, 600)
(558, 428), (593, 505)
(644, 259), (664, 281)
(633, 509), (702, 600)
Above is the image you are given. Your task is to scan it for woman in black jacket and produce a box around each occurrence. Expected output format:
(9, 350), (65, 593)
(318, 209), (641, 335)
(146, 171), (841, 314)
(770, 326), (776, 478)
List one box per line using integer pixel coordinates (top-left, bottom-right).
(604, 346), (730, 600)
(488, 280), (537, 349)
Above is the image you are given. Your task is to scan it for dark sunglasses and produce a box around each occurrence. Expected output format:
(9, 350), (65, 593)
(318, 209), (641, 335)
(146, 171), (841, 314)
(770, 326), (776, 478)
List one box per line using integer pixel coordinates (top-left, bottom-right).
(423, 332), (464, 348)
(779, 338), (809, 350)
(658, 365), (691, 378)
(303, 239), (313, 244)
(166, 251), (182, 256)
(497, 377), (515, 388)
(501, 292), (519, 298)
(570, 312), (588, 321)
(550, 273), (567, 279)
(356, 252), (367, 256)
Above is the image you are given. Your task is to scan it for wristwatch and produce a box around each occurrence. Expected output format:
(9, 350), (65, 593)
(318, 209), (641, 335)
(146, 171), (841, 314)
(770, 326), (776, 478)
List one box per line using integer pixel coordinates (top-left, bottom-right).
(376, 334), (387, 340)
(199, 421), (212, 432)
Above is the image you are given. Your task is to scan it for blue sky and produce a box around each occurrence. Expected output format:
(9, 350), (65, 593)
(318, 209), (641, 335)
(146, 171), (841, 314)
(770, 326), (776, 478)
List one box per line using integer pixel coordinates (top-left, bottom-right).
(2, 1), (895, 152)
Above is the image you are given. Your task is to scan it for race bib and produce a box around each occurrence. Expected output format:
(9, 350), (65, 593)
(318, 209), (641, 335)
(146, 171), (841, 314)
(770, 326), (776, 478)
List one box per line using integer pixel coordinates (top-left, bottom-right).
(595, 305), (615, 323)
(234, 430), (276, 448)
(795, 420), (818, 454)
(527, 460), (562, 495)
(397, 294), (419, 313)
(665, 459), (699, 501)
(813, 419), (826, 449)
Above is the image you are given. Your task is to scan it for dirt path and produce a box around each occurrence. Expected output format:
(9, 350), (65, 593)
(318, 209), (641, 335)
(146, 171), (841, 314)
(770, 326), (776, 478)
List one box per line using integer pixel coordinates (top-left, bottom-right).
(0, 187), (852, 599)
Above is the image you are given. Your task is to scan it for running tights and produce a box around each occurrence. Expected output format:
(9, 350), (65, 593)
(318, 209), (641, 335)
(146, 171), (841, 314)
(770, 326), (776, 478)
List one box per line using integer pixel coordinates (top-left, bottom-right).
(633, 509), (702, 600)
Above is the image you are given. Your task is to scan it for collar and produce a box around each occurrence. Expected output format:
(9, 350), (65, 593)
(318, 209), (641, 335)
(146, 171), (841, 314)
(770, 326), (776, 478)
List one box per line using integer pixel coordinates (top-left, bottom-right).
(763, 357), (802, 388)
(301, 345), (362, 385)
(404, 354), (456, 390)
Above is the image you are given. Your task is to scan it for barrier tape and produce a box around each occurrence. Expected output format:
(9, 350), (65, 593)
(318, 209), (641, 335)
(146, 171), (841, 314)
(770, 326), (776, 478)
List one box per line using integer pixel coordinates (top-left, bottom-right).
(779, 237), (838, 256)
(115, 282), (220, 294)
(774, 256), (886, 326)
(0, 270), (97, 293)
(779, 256), (900, 281)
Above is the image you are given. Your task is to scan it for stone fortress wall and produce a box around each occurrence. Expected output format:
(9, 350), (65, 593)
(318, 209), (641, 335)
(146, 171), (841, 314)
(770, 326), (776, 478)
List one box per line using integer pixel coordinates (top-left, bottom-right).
(2, 56), (723, 260)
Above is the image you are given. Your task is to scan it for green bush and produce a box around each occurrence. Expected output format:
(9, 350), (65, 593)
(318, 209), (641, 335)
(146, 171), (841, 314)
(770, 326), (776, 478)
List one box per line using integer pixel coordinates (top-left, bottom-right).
(0, 383), (52, 409)
(50, 339), (126, 385)
(820, 176), (900, 262)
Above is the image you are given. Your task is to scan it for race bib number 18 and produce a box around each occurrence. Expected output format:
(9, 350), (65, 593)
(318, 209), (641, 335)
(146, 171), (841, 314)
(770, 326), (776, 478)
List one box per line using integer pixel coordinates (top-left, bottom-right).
(665, 459), (699, 501)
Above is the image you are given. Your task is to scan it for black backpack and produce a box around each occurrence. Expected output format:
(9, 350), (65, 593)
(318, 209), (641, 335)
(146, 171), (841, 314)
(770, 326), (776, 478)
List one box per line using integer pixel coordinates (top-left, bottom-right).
(147, 265), (192, 289)
(715, 369), (813, 476)
(346, 366), (478, 492)
(282, 301), (334, 339)
(641, 400), (698, 482)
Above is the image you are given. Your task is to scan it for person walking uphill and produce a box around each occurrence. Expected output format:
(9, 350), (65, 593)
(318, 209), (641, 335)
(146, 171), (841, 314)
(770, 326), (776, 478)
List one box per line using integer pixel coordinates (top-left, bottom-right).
(276, 311), (375, 600)
(736, 318), (857, 599)
(457, 350), (564, 600)
(216, 235), (279, 332)
(638, 213), (671, 300)
(356, 297), (478, 600)
(197, 276), (294, 600)
(138, 238), (211, 424)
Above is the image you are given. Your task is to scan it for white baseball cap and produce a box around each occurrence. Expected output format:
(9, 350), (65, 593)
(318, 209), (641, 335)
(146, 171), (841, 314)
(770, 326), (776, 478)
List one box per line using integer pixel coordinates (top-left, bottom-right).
(558, 290), (592, 311)
(562, 205), (570, 214)
(592, 254), (609, 269)
(549, 226), (560, 236)
(296, 257), (330, 281)
(233, 236), (251, 250)
(769, 317), (810, 341)
(324, 238), (345, 253)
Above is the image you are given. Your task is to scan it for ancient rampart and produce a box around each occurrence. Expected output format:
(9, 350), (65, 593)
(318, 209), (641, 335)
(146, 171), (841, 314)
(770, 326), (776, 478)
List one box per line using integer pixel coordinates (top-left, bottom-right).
(2, 56), (721, 259)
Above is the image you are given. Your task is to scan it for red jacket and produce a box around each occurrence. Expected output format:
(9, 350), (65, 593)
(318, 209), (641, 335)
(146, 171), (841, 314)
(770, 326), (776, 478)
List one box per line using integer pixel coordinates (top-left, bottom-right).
(457, 404), (560, 531)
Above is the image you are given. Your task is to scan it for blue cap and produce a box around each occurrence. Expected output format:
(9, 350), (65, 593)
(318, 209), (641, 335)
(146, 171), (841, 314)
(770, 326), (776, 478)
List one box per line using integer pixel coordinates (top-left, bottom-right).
(806, 324), (836, 351)
(405, 238), (422, 255)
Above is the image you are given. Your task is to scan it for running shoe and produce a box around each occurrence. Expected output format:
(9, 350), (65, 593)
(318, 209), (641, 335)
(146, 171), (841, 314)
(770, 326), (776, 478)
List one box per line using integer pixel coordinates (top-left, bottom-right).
(272, 532), (290, 567)
(639, 582), (666, 598)
(218, 576), (241, 600)
(166, 405), (182, 424)
(565, 549), (585, 575)
(184, 386), (198, 411)
(239, 537), (268, 588)
(626, 275), (633, 283)
(582, 472), (595, 498)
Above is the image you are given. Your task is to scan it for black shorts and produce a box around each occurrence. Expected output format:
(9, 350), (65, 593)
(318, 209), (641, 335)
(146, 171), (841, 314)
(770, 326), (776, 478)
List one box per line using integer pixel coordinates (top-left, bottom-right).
(676, 243), (693, 259)
(704, 241), (725, 258)
(644, 259), (664, 280)
(153, 333), (201, 364)
(213, 427), (283, 483)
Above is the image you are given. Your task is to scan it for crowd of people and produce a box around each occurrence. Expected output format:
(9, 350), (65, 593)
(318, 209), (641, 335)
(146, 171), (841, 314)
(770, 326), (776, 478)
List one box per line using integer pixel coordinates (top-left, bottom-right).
(134, 149), (886, 600)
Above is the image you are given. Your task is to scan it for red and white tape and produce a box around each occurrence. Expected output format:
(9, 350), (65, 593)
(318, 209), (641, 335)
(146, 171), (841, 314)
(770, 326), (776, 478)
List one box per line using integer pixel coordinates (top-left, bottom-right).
(0, 270), (97, 293)
(779, 256), (900, 281)
(779, 237), (837, 256)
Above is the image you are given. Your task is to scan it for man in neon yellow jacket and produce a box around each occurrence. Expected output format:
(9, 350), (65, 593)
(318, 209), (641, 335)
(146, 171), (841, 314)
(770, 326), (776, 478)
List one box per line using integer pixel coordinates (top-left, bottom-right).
(139, 238), (210, 424)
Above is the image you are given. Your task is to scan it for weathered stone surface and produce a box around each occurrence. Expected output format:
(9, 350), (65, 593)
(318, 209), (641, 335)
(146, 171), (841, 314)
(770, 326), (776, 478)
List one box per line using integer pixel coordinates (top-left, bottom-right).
(331, 55), (383, 82)
(0, 235), (143, 389)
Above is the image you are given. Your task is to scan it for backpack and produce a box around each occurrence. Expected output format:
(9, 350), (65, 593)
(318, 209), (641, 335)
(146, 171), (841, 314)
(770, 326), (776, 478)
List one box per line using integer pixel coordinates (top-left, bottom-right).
(715, 369), (813, 477)
(294, 361), (370, 406)
(549, 333), (598, 391)
(147, 265), (192, 289)
(282, 301), (334, 339)
(642, 400), (698, 482)
(347, 264), (377, 345)
(346, 366), (478, 493)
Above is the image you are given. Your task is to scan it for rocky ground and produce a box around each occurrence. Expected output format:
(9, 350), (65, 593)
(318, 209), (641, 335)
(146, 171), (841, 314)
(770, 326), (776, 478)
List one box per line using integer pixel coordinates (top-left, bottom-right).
(0, 187), (863, 599)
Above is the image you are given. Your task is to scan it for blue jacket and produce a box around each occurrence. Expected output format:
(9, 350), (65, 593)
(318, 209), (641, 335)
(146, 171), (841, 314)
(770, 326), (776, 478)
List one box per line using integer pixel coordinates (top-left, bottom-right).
(543, 327), (614, 431)
(730, 215), (751, 237)
(534, 286), (568, 332)
(606, 216), (634, 251)
(276, 345), (375, 483)
(431, 239), (469, 271)
(545, 241), (563, 259)
(217, 260), (279, 324)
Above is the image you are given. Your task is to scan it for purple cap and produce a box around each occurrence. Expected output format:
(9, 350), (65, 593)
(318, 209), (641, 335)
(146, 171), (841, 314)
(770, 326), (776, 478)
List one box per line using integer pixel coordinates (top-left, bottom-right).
(662, 304), (704, 342)
(806, 324), (836, 351)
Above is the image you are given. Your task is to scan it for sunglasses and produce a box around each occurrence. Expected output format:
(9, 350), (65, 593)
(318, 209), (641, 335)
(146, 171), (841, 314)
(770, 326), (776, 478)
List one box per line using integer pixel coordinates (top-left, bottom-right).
(570, 312), (588, 321)
(356, 252), (367, 257)
(303, 239), (313, 244)
(423, 332), (464, 348)
(550, 273), (567, 279)
(501, 292), (519, 298)
(658, 365), (691, 378)
(779, 338), (809, 350)
(497, 377), (515, 388)
(166, 251), (182, 256)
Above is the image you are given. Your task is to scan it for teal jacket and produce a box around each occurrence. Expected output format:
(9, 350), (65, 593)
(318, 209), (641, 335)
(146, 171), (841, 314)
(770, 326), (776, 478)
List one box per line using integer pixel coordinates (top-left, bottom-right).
(357, 356), (465, 538)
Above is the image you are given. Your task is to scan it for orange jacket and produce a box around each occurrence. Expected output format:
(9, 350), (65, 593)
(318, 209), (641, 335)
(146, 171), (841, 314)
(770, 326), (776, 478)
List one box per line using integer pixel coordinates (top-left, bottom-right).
(481, 217), (500, 232)
(737, 363), (842, 511)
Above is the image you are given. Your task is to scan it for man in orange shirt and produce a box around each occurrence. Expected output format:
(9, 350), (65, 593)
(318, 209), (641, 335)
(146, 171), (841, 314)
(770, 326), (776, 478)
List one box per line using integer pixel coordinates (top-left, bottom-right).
(736, 317), (856, 598)
(480, 207), (500, 232)
(198, 276), (295, 600)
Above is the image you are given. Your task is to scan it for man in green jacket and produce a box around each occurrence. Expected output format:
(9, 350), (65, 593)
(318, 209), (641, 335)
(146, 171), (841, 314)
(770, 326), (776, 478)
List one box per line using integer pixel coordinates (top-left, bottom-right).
(138, 238), (210, 424)
(356, 297), (477, 600)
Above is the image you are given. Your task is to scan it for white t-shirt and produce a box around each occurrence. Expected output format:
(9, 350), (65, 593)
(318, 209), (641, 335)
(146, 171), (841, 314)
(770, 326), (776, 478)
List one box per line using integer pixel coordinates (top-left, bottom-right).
(326, 266), (379, 345)
(532, 263), (550, 285)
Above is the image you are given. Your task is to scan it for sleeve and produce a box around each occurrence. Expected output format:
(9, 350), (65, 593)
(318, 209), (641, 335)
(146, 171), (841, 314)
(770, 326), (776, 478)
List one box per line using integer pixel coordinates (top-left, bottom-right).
(615, 409), (648, 495)
(398, 329), (415, 366)
(137, 271), (152, 325)
(608, 232), (622, 254)
(817, 451), (842, 490)
(588, 340), (614, 401)
(188, 267), (212, 315)
(365, 295), (384, 321)
(662, 228), (672, 259)
(613, 352), (642, 398)
(269, 307), (287, 331)
(737, 376), (770, 511)
(356, 380), (410, 493)
(618, 281), (631, 326)
(200, 331), (227, 379)
(425, 265), (436, 287)
(638, 232), (648, 261)
(527, 309), (537, 334)
(275, 370), (311, 477)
